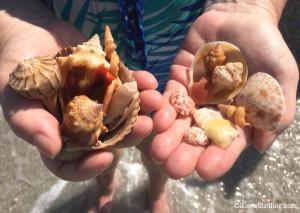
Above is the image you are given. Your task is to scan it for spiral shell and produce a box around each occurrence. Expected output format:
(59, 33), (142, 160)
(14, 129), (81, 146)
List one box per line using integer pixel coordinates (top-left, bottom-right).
(189, 42), (248, 105)
(204, 43), (226, 76)
(9, 56), (62, 99)
(61, 95), (107, 149)
(217, 104), (250, 128)
(236, 72), (285, 131)
(104, 25), (117, 61)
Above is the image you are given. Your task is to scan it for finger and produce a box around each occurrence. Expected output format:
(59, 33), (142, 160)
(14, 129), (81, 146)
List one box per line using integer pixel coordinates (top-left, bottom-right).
(153, 80), (187, 133)
(41, 150), (114, 181)
(196, 127), (251, 180)
(139, 90), (163, 115)
(110, 115), (153, 148)
(150, 116), (192, 163)
(2, 86), (62, 159)
(132, 71), (158, 90)
(165, 142), (205, 179)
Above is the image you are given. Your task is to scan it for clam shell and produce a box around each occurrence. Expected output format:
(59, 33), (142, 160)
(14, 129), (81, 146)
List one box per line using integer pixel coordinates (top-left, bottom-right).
(236, 72), (285, 131)
(189, 42), (248, 105)
(204, 119), (238, 149)
(9, 55), (61, 99)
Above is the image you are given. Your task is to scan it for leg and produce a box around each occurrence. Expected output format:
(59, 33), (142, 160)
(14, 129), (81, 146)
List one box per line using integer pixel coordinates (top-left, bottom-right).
(136, 134), (170, 213)
(88, 149), (122, 213)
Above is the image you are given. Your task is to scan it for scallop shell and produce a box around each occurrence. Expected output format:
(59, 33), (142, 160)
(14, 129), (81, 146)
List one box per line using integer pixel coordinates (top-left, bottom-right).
(204, 119), (238, 149)
(188, 42), (248, 105)
(193, 107), (223, 128)
(236, 72), (285, 131)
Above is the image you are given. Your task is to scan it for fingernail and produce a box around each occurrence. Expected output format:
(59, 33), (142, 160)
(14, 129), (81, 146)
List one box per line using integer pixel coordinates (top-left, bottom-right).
(33, 134), (56, 159)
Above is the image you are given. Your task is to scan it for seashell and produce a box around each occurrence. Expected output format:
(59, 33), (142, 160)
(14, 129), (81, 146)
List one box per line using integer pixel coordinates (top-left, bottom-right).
(193, 107), (223, 128)
(217, 104), (250, 128)
(236, 72), (285, 131)
(212, 62), (243, 90)
(183, 126), (209, 146)
(9, 55), (62, 118)
(104, 25), (117, 61)
(204, 43), (226, 77)
(56, 34), (113, 110)
(188, 42), (248, 105)
(61, 95), (107, 149)
(170, 91), (195, 116)
(204, 119), (238, 149)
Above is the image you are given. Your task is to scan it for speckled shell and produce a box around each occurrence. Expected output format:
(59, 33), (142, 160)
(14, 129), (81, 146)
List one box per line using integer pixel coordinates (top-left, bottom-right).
(183, 126), (209, 146)
(9, 56), (62, 99)
(236, 72), (285, 131)
(170, 91), (195, 116)
(189, 42), (248, 105)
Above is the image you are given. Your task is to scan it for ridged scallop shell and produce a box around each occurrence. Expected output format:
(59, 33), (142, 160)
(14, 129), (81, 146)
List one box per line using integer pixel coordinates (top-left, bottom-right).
(236, 72), (285, 131)
(189, 42), (248, 105)
(9, 55), (62, 99)
(61, 95), (107, 149)
(204, 119), (238, 149)
(193, 107), (223, 128)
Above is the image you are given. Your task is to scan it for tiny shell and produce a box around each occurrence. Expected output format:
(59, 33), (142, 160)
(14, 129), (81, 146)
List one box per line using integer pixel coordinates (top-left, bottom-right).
(193, 107), (223, 128)
(104, 25), (117, 61)
(217, 104), (250, 128)
(183, 126), (209, 146)
(212, 62), (243, 90)
(189, 42), (248, 105)
(204, 119), (238, 149)
(204, 43), (226, 76)
(236, 72), (285, 131)
(170, 91), (195, 115)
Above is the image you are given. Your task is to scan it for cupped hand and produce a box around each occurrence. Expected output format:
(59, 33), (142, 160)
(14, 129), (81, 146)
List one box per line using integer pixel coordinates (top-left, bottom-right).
(151, 4), (299, 180)
(0, 15), (162, 181)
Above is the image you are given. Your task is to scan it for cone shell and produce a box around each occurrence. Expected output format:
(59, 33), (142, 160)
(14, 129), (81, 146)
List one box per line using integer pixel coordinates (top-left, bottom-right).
(236, 72), (285, 131)
(189, 42), (248, 105)
(204, 119), (238, 149)
(9, 56), (62, 99)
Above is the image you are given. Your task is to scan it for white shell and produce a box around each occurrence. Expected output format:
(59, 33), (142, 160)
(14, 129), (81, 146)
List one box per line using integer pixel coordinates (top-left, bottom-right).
(193, 107), (223, 128)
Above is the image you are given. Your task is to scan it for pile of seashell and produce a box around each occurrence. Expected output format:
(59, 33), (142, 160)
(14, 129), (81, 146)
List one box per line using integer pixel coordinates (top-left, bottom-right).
(170, 42), (285, 149)
(9, 26), (140, 160)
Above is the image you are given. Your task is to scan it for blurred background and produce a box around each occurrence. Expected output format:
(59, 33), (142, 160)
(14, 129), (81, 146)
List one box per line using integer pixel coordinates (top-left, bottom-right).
(0, 0), (299, 212)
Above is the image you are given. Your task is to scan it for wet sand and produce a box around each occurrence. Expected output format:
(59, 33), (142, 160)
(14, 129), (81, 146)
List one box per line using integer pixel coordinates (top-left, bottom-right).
(0, 1), (299, 212)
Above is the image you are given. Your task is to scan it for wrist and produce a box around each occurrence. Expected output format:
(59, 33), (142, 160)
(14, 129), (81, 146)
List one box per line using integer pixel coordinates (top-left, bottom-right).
(203, 0), (287, 25)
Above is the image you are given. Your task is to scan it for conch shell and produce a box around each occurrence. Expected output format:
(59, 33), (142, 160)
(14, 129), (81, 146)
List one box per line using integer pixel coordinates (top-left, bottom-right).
(9, 26), (140, 160)
(188, 42), (248, 105)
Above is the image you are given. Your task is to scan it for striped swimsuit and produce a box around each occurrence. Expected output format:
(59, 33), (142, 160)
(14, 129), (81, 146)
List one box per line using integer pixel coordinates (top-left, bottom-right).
(42, 0), (205, 92)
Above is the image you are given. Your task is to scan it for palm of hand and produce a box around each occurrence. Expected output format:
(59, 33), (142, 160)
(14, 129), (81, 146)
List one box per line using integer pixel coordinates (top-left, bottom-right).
(152, 10), (298, 180)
